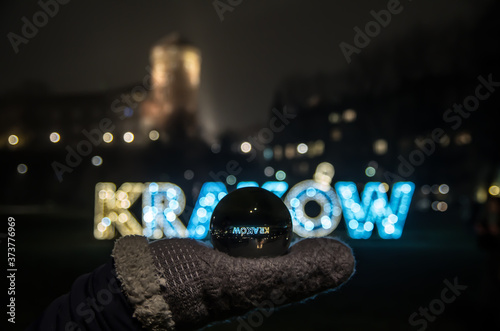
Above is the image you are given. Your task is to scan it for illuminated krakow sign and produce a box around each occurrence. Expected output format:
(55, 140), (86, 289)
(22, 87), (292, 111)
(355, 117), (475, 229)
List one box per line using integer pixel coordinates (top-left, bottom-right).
(94, 179), (415, 240)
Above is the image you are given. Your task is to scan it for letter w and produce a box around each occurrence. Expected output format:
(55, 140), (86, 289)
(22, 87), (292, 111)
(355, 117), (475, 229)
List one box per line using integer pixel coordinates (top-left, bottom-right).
(334, 182), (415, 239)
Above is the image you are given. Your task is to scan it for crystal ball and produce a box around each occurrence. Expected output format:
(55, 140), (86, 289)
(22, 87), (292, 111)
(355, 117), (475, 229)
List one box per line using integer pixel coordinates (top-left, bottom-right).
(210, 187), (293, 258)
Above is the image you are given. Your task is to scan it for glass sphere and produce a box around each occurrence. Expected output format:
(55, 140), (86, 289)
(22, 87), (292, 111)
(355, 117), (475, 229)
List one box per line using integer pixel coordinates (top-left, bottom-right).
(210, 187), (293, 258)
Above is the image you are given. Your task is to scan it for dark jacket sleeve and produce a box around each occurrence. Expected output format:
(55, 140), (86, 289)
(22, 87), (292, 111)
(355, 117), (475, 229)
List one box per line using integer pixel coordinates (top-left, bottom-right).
(27, 258), (143, 331)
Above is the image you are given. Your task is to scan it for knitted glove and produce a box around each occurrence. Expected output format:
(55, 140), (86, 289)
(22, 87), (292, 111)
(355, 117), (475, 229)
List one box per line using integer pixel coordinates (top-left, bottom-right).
(112, 236), (355, 330)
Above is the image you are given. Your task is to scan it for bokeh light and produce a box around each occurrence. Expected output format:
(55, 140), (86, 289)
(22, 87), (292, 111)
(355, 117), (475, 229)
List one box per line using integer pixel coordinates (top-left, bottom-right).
(343, 109), (357, 122)
(489, 185), (500, 196)
(8, 135), (19, 145)
(373, 139), (388, 155)
(211, 143), (221, 153)
(328, 112), (341, 123)
(437, 201), (448, 212)
(421, 185), (431, 195)
(17, 164), (28, 174)
(264, 166), (274, 177)
(365, 166), (376, 177)
(439, 184), (450, 194)
(123, 132), (134, 143)
(184, 169), (194, 180)
(275, 170), (286, 181)
(240, 142), (252, 153)
(226, 175), (237, 185)
(297, 143), (308, 154)
(149, 130), (160, 141)
(103, 132), (113, 143)
(49, 132), (60, 143)
(92, 156), (103, 166)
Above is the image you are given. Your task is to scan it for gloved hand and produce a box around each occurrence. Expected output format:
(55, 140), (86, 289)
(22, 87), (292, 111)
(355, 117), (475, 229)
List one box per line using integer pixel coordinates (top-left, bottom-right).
(112, 235), (355, 331)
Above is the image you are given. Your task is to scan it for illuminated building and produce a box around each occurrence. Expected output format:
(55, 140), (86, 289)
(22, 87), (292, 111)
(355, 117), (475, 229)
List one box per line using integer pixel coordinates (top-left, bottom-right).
(139, 33), (201, 142)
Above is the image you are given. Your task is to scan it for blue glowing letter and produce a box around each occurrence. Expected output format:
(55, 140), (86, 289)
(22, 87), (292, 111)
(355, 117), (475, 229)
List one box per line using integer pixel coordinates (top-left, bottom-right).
(284, 180), (342, 238)
(142, 182), (187, 238)
(261, 181), (289, 198)
(334, 182), (415, 239)
(187, 182), (228, 239)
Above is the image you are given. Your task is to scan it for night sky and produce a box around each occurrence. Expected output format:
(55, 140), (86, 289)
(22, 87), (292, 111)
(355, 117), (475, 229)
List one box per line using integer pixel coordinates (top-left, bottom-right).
(0, 0), (489, 134)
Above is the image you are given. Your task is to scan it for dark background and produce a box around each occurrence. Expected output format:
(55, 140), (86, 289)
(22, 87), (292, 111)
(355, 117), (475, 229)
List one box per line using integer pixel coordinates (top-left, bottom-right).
(1, 0), (500, 330)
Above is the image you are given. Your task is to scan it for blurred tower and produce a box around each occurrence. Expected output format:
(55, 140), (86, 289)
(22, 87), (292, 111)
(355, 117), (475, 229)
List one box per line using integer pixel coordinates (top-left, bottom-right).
(140, 33), (201, 142)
